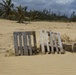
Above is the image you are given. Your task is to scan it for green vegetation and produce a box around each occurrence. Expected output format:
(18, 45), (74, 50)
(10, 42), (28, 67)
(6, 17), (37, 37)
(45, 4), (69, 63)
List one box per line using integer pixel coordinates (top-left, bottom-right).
(15, 5), (26, 23)
(0, 0), (14, 19)
(0, 0), (76, 23)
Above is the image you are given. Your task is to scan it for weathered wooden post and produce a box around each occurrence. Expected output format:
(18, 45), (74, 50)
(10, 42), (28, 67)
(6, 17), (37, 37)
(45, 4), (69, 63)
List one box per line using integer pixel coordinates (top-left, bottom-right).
(53, 32), (59, 53)
(18, 32), (24, 55)
(33, 31), (37, 54)
(13, 32), (19, 56)
(45, 31), (50, 53)
(57, 33), (64, 54)
(49, 31), (54, 53)
(22, 32), (28, 55)
(40, 30), (45, 54)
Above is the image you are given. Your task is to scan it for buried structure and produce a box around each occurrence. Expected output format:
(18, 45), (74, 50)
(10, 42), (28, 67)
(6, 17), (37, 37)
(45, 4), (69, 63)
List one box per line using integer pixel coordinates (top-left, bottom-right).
(13, 30), (65, 56)
(13, 31), (37, 56)
(40, 30), (65, 54)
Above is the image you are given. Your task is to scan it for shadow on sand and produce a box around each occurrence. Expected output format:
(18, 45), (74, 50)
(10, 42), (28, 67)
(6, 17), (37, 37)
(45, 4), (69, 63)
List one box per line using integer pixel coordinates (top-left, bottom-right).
(63, 42), (76, 53)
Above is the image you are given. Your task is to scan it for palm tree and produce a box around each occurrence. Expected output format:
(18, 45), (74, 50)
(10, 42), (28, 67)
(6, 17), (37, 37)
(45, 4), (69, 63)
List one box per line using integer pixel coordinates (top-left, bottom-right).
(15, 5), (30, 23)
(15, 5), (25, 23)
(0, 0), (14, 18)
(0, 7), (3, 17)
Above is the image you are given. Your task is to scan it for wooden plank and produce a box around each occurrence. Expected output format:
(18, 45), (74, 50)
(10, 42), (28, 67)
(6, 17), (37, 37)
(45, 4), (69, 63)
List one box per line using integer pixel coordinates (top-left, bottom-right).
(53, 33), (59, 53)
(44, 43), (61, 48)
(45, 31), (50, 53)
(26, 31), (35, 35)
(13, 32), (19, 56)
(28, 34), (32, 55)
(72, 43), (74, 52)
(23, 32), (28, 55)
(47, 31), (58, 35)
(40, 31), (45, 53)
(57, 33), (64, 54)
(33, 32), (37, 51)
(49, 31), (54, 54)
(19, 32), (23, 55)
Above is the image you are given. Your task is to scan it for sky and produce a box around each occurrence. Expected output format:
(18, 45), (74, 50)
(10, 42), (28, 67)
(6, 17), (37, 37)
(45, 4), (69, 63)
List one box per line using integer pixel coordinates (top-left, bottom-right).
(0, 0), (76, 16)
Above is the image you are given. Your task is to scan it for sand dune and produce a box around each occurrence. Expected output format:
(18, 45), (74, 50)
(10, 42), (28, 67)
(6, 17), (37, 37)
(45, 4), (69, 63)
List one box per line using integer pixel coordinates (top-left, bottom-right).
(0, 19), (76, 75)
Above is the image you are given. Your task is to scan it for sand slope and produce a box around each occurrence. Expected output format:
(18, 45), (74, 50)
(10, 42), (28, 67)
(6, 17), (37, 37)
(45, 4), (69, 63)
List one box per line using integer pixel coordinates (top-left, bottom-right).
(0, 19), (76, 52)
(0, 54), (76, 75)
(0, 19), (76, 75)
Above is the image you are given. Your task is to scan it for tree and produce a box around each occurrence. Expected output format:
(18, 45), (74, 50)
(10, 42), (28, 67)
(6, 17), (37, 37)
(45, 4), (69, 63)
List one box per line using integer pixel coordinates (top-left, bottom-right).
(15, 5), (26, 23)
(71, 11), (76, 22)
(0, 7), (3, 17)
(0, 0), (14, 18)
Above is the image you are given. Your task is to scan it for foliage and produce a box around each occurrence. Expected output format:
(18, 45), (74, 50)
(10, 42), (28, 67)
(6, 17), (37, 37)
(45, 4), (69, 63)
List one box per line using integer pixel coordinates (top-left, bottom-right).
(70, 11), (76, 22)
(0, 0), (76, 23)
(15, 5), (26, 23)
(0, 0), (14, 19)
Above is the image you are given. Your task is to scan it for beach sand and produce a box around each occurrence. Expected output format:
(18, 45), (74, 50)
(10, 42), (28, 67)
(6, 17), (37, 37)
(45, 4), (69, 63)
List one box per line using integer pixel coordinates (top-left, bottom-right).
(0, 19), (76, 75)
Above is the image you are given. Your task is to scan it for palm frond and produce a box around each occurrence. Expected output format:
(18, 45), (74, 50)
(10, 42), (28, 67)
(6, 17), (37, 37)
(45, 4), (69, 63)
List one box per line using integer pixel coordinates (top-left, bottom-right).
(0, 0), (14, 18)
(16, 5), (25, 23)
(0, 3), (4, 6)
(8, 0), (11, 6)
(3, 0), (7, 6)
(10, 3), (14, 8)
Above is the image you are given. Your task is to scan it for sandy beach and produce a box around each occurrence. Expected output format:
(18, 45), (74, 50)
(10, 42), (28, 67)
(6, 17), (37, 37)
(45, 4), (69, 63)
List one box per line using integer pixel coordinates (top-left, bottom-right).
(0, 19), (76, 75)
